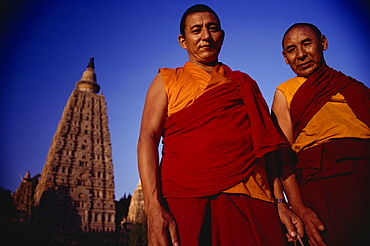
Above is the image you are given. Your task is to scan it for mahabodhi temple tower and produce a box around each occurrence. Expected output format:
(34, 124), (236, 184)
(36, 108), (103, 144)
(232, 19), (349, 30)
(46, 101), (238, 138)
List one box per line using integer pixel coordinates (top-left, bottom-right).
(33, 58), (116, 232)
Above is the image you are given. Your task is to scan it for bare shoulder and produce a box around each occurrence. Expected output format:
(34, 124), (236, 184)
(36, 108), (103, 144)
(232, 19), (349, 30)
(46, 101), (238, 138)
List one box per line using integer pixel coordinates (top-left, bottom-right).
(140, 73), (167, 135)
(272, 89), (288, 112)
(148, 73), (165, 94)
(145, 73), (167, 106)
(272, 89), (293, 144)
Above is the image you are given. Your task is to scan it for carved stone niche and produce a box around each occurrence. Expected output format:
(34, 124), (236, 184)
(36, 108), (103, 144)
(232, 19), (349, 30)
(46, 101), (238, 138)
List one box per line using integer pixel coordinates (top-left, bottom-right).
(72, 186), (89, 201)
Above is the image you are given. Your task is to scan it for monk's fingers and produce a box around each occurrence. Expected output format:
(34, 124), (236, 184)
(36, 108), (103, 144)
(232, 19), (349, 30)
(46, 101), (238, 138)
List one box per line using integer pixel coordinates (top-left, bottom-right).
(284, 220), (297, 239)
(286, 213), (305, 238)
(168, 220), (180, 246)
(278, 205), (304, 239)
(147, 223), (172, 246)
(298, 208), (326, 245)
(293, 216), (305, 239)
(302, 209), (325, 232)
(307, 235), (327, 246)
(311, 217), (325, 231)
(285, 232), (295, 242)
(305, 225), (327, 246)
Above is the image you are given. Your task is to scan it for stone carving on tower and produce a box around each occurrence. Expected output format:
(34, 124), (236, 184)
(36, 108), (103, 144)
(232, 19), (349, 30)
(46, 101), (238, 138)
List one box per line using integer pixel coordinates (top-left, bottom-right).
(33, 58), (116, 232)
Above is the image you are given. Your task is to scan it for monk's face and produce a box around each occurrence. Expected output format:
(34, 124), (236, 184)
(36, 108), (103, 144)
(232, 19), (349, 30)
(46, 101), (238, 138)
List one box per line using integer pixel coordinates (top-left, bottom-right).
(282, 26), (328, 77)
(178, 12), (224, 66)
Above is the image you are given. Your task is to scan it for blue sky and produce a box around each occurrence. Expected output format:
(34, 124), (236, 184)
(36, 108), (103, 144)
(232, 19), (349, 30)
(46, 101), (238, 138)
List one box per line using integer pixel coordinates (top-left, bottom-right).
(1, 0), (369, 199)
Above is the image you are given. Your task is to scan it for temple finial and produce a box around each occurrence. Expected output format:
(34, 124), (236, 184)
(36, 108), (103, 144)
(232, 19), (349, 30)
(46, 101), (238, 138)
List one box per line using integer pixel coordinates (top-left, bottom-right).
(76, 57), (100, 93)
(87, 57), (95, 69)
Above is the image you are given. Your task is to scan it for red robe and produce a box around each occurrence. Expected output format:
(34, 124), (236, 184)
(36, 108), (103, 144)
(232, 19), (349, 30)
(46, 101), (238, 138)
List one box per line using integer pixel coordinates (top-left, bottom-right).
(160, 64), (287, 198)
(289, 64), (370, 245)
(290, 63), (370, 140)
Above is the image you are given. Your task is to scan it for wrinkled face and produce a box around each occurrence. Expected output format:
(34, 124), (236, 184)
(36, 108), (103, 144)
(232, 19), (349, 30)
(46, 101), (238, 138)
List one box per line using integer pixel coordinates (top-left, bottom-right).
(282, 26), (327, 77)
(178, 12), (224, 65)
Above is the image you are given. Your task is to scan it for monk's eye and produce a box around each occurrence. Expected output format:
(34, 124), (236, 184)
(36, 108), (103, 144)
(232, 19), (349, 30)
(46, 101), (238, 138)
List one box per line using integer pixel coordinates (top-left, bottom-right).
(192, 29), (201, 34)
(209, 25), (220, 32)
(286, 47), (295, 53)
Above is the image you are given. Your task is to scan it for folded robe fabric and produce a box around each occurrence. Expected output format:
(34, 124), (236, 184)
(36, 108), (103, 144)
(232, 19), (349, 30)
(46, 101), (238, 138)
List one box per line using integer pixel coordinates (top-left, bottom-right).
(160, 64), (287, 198)
(285, 64), (370, 187)
(290, 63), (370, 140)
(166, 193), (287, 245)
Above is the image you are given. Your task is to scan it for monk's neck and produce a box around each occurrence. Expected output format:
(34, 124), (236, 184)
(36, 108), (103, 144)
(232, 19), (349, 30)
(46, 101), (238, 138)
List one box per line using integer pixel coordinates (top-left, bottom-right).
(189, 60), (219, 76)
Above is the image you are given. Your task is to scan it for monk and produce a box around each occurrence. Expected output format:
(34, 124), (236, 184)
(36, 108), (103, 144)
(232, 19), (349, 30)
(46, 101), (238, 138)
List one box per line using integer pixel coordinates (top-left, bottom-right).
(138, 4), (304, 246)
(272, 23), (370, 246)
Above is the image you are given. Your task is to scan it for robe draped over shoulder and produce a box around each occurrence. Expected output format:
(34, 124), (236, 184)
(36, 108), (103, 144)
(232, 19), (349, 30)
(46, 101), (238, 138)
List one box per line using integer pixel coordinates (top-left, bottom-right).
(277, 64), (370, 179)
(290, 64), (370, 140)
(160, 63), (287, 198)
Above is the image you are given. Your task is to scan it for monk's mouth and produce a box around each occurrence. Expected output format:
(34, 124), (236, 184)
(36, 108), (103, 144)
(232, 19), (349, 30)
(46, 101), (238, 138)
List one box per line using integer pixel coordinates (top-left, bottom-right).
(200, 45), (214, 49)
(299, 61), (312, 69)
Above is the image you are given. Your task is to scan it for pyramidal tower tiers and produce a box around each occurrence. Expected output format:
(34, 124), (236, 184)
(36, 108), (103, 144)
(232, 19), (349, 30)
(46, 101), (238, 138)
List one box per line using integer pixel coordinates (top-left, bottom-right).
(33, 58), (116, 232)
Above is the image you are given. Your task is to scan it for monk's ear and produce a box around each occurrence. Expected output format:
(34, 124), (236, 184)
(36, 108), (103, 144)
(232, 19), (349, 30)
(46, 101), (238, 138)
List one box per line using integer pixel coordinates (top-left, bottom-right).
(321, 35), (328, 51)
(282, 51), (289, 64)
(178, 35), (187, 49)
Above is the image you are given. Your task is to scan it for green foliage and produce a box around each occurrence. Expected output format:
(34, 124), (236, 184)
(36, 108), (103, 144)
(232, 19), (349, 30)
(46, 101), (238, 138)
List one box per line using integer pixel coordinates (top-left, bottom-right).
(128, 214), (148, 246)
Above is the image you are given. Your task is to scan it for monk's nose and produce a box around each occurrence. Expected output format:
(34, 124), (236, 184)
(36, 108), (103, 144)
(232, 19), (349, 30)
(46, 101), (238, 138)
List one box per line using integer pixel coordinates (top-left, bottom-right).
(201, 28), (211, 40)
(297, 47), (307, 60)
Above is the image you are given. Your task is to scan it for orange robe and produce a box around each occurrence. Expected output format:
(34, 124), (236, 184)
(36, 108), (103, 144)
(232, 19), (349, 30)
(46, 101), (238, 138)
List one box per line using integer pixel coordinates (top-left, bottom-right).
(277, 77), (369, 153)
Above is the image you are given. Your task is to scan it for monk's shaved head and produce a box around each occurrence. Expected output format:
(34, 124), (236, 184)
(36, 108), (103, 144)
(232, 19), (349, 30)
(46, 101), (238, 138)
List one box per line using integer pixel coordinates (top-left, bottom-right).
(282, 23), (322, 48)
(180, 4), (221, 36)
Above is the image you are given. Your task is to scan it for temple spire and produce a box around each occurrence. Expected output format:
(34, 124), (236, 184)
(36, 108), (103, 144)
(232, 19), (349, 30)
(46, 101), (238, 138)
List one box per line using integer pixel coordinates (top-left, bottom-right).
(33, 58), (116, 232)
(75, 57), (100, 93)
(87, 57), (95, 69)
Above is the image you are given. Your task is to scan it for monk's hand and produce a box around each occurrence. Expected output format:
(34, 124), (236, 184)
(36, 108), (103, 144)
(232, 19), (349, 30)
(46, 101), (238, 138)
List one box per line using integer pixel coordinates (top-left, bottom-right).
(293, 205), (326, 246)
(277, 202), (304, 242)
(146, 204), (179, 246)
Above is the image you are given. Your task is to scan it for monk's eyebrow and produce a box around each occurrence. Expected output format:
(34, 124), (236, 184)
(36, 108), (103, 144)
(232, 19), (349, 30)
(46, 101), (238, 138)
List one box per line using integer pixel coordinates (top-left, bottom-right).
(207, 22), (219, 26)
(190, 24), (202, 29)
(301, 38), (313, 43)
(190, 22), (219, 29)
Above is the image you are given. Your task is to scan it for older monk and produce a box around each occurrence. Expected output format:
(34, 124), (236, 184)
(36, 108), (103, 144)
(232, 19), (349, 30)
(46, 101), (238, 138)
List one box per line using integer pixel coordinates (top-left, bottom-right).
(272, 23), (370, 246)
